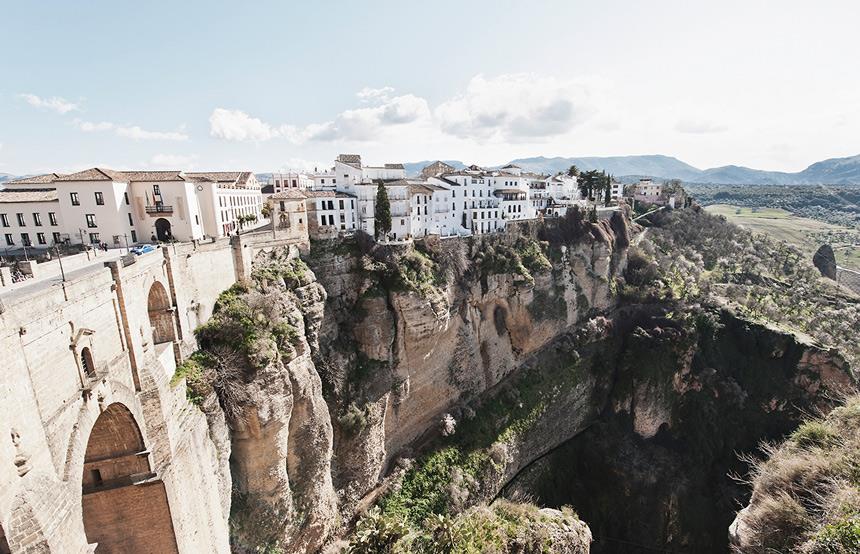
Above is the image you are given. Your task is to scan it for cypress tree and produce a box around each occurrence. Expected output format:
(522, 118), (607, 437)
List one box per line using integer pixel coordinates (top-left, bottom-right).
(375, 181), (392, 240)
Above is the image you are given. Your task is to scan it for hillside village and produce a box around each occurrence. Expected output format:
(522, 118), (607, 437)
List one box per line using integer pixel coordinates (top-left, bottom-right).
(0, 154), (687, 265)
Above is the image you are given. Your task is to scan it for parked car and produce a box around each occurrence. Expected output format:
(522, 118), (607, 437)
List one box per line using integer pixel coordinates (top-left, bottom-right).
(130, 244), (156, 256)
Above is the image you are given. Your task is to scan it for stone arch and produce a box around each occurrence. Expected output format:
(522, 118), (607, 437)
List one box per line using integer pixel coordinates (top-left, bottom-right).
(155, 218), (172, 242)
(147, 281), (175, 345)
(80, 346), (95, 377)
(81, 403), (178, 553)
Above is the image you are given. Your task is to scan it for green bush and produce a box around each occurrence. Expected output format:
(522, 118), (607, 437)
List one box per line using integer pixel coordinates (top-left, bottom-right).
(792, 421), (841, 449)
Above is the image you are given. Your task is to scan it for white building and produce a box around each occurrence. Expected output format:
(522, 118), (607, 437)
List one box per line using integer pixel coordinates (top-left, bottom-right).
(304, 190), (358, 237)
(1, 168), (266, 247)
(269, 171), (312, 193)
(0, 188), (65, 250)
(633, 178), (663, 204)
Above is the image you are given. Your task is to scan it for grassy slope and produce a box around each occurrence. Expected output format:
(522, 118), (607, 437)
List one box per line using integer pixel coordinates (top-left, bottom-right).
(705, 204), (860, 270)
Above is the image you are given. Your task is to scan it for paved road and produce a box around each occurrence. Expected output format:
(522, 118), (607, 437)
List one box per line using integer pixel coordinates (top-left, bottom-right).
(0, 249), (126, 304)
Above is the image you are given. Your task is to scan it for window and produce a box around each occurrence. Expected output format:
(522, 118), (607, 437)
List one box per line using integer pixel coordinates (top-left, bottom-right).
(89, 233), (100, 244)
(195, 215), (199, 225)
(33, 213), (42, 226)
(70, 192), (79, 205)
(152, 184), (161, 195)
(52, 232), (62, 244)
(94, 191), (104, 205)
(124, 192), (129, 205)
(21, 233), (31, 246)
(49, 212), (58, 226)
(131, 230), (137, 243)
(4, 234), (13, 246)
(0, 214), (7, 227)
(37, 233), (46, 245)
(292, 179), (297, 187)
(85, 214), (97, 228)
(80, 347), (95, 377)
(16, 213), (25, 226)
(339, 199), (344, 210)
(127, 213), (133, 225)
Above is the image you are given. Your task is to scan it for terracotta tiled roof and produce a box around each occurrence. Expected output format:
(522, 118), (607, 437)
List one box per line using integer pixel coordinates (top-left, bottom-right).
(122, 171), (185, 182)
(184, 172), (253, 185)
(336, 154), (362, 166)
(55, 168), (127, 182)
(5, 173), (63, 185)
(270, 189), (307, 200)
(0, 188), (58, 203)
(384, 163), (404, 169)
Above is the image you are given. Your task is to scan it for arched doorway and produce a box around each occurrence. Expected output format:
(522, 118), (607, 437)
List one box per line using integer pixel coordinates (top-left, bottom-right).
(155, 218), (172, 242)
(147, 281), (175, 345)
(81, 403), (178, 553)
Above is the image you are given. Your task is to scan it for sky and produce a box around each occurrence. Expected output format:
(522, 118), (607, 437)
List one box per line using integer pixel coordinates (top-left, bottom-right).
(1, 0), (859, 175)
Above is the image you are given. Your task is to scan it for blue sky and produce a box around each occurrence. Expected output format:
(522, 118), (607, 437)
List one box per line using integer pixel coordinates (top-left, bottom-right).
(1, 0), (859, 174)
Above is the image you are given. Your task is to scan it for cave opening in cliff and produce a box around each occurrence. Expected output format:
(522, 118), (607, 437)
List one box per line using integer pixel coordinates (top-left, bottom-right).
(81, 402), (179, 554)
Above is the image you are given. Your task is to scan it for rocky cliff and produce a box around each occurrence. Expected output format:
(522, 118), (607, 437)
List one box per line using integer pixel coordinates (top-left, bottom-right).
(182, 205), (855, 553)
(306, 213), (632, 513)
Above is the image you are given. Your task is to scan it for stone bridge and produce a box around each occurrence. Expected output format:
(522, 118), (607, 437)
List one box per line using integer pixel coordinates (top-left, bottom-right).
(0, 232), (306, 553)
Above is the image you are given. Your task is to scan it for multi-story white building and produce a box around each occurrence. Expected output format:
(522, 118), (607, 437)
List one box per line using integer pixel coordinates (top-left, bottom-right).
(1, 168), (266, 248)
(304, 190), (358, 236)
(269, 171), (312, 193)
(633, 178), (662, 204)
(0, 188), (65, 250)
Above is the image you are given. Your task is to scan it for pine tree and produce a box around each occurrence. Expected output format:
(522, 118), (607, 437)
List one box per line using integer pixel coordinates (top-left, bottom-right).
(374, 181), (392, 240)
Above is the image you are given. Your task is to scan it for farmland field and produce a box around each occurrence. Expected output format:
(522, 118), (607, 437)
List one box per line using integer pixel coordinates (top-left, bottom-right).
(705, 204), (860, 271)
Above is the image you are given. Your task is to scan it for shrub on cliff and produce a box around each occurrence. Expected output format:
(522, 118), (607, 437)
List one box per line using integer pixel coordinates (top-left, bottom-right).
(172, 257), (307, 424)
(731, 396), (860, 553)
(347, 501), (590, 554)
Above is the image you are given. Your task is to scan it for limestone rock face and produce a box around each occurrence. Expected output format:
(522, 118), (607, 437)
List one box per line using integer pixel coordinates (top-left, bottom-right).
(309, 219), (630, 514)
(227, 258), (338, 554)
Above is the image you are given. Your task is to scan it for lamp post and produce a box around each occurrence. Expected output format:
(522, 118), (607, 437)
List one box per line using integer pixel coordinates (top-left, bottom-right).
(54, 244), (66, 282)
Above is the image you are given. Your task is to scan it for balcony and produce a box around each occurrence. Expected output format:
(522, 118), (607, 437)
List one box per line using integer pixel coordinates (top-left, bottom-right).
(145, 204), (173, 215)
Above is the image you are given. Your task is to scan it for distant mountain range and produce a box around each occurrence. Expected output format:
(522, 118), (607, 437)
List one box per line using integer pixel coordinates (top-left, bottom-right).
(405, 154), (860, 185)
(5, 155), (860, 186)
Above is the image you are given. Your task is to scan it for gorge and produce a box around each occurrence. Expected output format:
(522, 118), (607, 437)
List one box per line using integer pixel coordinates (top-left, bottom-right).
(1, 204), (856, 553)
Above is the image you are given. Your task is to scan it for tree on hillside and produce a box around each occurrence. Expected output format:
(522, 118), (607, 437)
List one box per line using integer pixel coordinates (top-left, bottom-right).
(375, 181), (392, 240)
(577, 170), (598, 199)
(604, 174), (613, 206)
(567, 165), (581, 177)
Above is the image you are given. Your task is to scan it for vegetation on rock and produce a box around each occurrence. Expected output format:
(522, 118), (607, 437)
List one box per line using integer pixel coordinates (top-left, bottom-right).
(639, 207), (859, 368)
(347, 500), (589, 554)
(733, 396), (860, 553)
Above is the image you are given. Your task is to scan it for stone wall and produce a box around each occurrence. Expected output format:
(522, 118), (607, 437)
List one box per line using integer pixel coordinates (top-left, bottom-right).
(0, 231), (300, 553)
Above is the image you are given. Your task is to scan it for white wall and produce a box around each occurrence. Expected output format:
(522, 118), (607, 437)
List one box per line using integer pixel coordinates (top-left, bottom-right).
(0, 200), (63, 249)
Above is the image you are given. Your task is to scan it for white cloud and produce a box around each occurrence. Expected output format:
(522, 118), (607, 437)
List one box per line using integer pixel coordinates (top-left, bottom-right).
(209, 108), (283, 142)
(74, 119), (188, 141)
(77, 120), (114, 132)
(435, 74), (597, 141)
(150, 153), (196, 168)
(116, 125), (188, 141)
(357, 86), (395, 102)
(210, 91), (431, 144)
(19, 93), (79, 114)
(674, 118), (728, 134)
